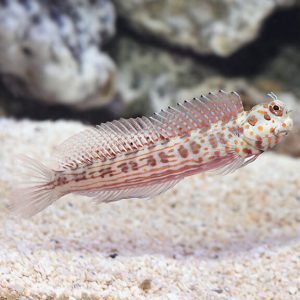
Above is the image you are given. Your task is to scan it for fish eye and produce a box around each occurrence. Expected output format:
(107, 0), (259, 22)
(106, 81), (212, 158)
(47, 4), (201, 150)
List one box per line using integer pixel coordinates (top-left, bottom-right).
(269, 102), (283, 117)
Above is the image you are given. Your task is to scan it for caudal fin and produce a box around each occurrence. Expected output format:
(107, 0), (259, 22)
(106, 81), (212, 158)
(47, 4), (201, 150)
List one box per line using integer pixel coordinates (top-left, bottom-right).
(9, 155), (61, 218)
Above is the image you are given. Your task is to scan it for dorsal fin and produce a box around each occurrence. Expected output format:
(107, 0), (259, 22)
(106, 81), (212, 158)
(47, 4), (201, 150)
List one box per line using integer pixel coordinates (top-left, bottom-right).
(52, 117), (162, 170)
(150, 90), (243, 136)
(52, 90), (244, 170)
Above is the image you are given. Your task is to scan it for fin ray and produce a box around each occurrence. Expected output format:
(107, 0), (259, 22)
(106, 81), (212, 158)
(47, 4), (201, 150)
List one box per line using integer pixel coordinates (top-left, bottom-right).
(9, 156), (61, 218)
(77, 180), (181, 204)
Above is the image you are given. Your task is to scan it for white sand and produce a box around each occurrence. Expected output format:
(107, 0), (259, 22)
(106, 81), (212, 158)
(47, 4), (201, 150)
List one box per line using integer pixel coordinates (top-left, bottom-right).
(0, 118), (300, 299)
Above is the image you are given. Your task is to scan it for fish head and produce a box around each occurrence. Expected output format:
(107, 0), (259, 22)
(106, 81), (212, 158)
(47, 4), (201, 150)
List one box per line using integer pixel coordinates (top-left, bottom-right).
(242, 95), (293, 151)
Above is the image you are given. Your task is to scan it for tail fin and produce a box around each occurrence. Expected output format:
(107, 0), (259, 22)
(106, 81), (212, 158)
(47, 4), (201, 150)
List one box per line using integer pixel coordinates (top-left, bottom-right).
(9, 155), (61, 218)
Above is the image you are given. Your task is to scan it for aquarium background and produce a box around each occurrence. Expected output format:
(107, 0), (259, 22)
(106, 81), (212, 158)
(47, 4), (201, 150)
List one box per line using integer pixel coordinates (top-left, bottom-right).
(1, 2), (300, 299)
(0, 1), (299, 158)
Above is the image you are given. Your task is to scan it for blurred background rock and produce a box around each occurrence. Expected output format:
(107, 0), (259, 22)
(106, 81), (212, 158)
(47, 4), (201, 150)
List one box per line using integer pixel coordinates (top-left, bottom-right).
(0, 0), (300, 155)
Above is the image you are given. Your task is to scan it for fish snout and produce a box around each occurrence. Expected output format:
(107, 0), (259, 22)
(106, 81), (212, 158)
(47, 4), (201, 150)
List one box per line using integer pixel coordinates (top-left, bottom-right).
(275, 129), (289, 137)
(274, 118), (293, 137)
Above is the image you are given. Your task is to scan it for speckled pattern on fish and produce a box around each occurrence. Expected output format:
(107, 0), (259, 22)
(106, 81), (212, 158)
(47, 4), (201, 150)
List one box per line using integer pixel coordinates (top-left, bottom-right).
(9, 91), (293, 217)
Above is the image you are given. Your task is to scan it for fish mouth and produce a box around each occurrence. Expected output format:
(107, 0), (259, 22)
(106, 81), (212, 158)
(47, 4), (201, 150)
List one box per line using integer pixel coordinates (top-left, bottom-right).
(274, 129), (289, 137)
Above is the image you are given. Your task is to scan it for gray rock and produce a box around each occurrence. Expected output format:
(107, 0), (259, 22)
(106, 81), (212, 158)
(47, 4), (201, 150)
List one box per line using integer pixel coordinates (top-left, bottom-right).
(111, 37), (215, 116)
(0, 0), (116, 108)
(112, 0), (296, 56)
(258, 45), (300, 100)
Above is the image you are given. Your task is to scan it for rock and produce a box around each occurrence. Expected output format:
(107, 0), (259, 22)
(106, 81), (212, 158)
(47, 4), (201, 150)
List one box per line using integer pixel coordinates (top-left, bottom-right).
(110, 37), (215, 116)
(0, 0), (116, 109)
(112, 0), (296, 57)
(258, 45), (300, 100)
(0, 118), (300, 299)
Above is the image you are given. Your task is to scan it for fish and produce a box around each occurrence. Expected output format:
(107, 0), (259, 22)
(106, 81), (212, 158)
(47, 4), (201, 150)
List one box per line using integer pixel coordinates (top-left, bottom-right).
(9, 90), (293, 217)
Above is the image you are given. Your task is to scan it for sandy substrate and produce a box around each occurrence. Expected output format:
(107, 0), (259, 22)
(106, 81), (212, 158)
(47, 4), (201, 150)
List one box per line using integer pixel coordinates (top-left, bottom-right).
(0, 118), (300, 299)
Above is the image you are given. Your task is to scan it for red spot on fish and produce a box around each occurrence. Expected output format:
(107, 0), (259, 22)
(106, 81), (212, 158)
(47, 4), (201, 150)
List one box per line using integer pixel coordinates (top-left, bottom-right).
(89, 170), (97, 178)
(178, 145), (188, 158)
(190, 141), (201, 154)
(129, 161), (138, 171)
(237, 127), (243, 134)
(200, 121), (210, 129)
(221, 115), (228, 123)
(118, 163), (129, 173)
(214, 151), (220, 157)
(57, 176), (69, 185)
(217, 133), (227, 144)
(159, 152), (169, 163)
(209, 134), (218, 149)
(62, 177), (68, 184)
(243, 148), (252, 155)
(140, 155), (156, 166)
(197, 157), (203, 163)
(148, 156), (156, 166)
(100, 167), (113, 178)
(73, 171), (87, 182)
(264, 113), (271, 121)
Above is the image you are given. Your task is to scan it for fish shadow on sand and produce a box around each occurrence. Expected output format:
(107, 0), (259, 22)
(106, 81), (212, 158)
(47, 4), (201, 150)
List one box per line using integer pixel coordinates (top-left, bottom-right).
(44, 229), (299, 261)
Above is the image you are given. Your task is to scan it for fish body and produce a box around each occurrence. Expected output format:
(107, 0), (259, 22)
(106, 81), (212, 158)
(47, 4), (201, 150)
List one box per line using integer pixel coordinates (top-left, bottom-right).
(10, 91), (293, 217)
(53, 115), (254, 195)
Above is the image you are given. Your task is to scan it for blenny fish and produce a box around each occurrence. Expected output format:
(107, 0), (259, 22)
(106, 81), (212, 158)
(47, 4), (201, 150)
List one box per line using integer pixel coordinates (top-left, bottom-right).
(10, 91), (293, 217)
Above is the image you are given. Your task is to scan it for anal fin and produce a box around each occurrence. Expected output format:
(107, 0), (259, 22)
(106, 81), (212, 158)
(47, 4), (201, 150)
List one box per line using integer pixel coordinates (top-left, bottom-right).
(76, 179), (181, 204)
